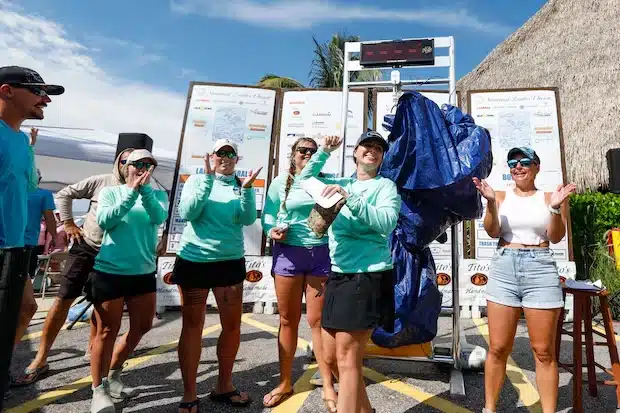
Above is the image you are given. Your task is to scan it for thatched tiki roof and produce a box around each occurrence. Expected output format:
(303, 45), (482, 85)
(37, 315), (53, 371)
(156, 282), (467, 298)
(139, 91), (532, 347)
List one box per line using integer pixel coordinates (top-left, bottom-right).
(457, 0), (620, 191)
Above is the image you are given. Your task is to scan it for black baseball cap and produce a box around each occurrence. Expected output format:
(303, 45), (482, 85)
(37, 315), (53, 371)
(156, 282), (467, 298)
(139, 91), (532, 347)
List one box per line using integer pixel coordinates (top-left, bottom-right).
(355, 130), (389, 152)
(507, 147), (540, 164)
(0, 66), (65, 95)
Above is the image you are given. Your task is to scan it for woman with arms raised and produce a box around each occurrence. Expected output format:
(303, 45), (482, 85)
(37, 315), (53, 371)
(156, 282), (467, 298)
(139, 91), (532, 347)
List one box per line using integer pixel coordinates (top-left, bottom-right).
(261, 137), (333, 408)
(87, 149), (169, 413)
(299, 132), (401, 413)
(171, 139), (261, 413)
(473, 147), (576, 413)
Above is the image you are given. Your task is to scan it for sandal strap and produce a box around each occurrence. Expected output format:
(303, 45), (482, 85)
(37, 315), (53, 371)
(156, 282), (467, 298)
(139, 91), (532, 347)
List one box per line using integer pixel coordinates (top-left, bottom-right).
(179, 399), (199, 408)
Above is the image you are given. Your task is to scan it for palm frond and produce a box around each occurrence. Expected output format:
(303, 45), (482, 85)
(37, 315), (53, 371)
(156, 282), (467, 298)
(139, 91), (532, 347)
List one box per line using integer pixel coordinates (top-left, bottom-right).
(257, 74), (304, 89)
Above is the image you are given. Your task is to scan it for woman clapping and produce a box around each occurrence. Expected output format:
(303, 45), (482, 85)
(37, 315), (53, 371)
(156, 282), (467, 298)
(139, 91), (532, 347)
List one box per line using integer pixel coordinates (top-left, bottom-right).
(171, 139), (261, 413)
(87, 149), (169, 413)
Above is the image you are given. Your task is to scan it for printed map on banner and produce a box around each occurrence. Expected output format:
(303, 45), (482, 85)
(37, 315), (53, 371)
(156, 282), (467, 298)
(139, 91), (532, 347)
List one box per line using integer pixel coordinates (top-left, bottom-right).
(166, 84), (277, 254)
(469, 90), (569, 261)
(278, 91), (365, 177)
(376, 91), (465, 260)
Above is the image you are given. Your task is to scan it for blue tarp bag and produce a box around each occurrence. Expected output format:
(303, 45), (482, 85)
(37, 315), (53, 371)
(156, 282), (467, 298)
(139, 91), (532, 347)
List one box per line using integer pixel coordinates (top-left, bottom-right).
(371, 91), (492, 347)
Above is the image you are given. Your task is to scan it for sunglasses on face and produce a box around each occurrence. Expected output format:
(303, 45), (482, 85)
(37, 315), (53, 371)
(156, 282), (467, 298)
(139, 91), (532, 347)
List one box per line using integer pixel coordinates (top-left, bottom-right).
(215, 150), (237, 159)
(296, 147), (317, 156)
(9, 84), (48, 97)
(130, 161), (154, 170)
(507, 158), (533, 168)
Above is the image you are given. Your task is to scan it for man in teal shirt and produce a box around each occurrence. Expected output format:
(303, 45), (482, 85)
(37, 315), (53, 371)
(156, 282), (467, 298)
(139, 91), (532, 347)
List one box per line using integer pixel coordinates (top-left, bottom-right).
(0, 66), (64, 405)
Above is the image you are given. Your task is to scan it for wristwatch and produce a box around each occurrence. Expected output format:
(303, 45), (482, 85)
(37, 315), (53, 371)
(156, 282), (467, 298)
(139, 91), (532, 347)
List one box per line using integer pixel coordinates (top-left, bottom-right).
(548, 204), (561, 215)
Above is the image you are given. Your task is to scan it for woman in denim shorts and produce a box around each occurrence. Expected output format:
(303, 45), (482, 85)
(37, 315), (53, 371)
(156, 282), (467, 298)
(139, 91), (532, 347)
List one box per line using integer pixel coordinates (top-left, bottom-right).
(473, 147), (576, 413)
(261, 136), (333, 409)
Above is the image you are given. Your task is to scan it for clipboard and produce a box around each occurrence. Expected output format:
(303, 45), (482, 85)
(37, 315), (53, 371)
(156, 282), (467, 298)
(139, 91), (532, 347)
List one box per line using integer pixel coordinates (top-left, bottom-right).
(300, 177), (344, 209)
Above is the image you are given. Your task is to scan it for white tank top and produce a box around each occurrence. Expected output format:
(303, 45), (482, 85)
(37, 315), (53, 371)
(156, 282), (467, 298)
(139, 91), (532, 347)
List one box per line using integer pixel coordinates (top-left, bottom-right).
(498, 189), (550, 245)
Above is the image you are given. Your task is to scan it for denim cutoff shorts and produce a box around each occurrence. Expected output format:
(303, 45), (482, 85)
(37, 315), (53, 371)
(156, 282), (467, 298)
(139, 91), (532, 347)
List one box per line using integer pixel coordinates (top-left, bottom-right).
(486, 247), (564, 309)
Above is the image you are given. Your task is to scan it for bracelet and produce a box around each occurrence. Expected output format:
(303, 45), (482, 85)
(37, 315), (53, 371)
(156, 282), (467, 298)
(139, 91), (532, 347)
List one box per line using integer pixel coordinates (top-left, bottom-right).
(548, 204), (561, 215)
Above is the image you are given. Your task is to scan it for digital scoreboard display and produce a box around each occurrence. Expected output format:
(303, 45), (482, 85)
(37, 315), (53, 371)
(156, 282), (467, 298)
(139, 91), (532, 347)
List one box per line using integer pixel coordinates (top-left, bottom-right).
(360, 39), (435, 67)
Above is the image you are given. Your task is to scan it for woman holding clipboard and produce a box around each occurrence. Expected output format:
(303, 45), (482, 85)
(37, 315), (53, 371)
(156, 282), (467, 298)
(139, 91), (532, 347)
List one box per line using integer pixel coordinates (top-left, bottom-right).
(298, 132), (401, 413)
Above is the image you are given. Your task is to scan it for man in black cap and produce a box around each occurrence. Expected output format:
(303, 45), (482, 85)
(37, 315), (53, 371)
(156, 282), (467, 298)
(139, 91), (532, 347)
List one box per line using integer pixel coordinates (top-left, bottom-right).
(0, 66), (64, 405)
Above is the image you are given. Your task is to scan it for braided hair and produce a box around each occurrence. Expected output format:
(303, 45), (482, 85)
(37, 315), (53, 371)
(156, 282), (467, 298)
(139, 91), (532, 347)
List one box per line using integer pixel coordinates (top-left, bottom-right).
(281, 137), (319, 212)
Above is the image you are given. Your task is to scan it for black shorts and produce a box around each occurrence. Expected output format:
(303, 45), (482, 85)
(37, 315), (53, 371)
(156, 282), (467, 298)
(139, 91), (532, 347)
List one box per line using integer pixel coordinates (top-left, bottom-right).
(170, 256), (247, 290)
(58, 242), (99, 299)
(85, 270), (156, 303)
(26, 245), (44, 279)
(321, 269), (395, 332)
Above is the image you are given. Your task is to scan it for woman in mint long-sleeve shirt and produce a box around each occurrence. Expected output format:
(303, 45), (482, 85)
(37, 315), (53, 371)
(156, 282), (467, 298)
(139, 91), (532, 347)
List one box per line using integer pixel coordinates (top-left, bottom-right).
(299, 132), (401, 413)
(86, 149), (169, 413)
(170, 139), (261, 412)
(260, 137), (334, 409)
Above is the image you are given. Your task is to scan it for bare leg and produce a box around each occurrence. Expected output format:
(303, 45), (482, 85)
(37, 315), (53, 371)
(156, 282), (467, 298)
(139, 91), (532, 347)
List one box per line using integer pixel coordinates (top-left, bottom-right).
(305, 276), (337, 411)
(484, 301), (522, 411)
(91, 298), (124, 388)
(14, 280), (38, 347)
(334, 329), (373, 413)
(109, 293), (156, 369)
(27, 297), (75, 370)
(177, 286), (209, 413)
(524, 307), (561, 413)
(212, 283), (249, 403)
(263, 274), (304, 407)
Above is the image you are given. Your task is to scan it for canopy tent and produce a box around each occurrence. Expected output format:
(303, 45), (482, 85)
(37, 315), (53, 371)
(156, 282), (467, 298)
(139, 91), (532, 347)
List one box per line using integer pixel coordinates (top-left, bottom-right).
(23, 126), (178, 193)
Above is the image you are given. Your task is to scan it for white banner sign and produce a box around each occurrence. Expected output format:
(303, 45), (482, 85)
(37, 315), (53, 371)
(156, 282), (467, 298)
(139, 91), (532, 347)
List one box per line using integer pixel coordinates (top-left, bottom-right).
(278, 90), (365, 177)
(156, 255), (277, 306)
(166, 84), (277, 254)
(469, 89), (569, 261)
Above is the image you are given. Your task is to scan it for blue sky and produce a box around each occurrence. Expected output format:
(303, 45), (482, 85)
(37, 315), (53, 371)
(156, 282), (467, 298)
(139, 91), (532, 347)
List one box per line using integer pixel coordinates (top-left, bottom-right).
(0, 0), (547, 151)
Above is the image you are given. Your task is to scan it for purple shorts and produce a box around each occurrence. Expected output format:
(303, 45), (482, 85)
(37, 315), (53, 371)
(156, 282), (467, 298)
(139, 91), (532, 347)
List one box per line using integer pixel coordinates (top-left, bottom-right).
(271, 242), (331, 277)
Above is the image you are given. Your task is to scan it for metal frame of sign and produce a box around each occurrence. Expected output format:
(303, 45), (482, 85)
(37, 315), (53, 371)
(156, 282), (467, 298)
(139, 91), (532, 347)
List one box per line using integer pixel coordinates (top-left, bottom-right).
(466, 87), (574, 261)
(162, 81), (281, 257)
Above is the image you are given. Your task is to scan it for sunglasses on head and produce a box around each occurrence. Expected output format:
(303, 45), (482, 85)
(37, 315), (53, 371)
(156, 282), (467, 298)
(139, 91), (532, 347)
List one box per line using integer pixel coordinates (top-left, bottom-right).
(296, 147), (317, 155)
(215, 150), (237, 159)
(130, 161), (154, 170)
(507, 158), (533, 168)
(9, 84), (48, 97)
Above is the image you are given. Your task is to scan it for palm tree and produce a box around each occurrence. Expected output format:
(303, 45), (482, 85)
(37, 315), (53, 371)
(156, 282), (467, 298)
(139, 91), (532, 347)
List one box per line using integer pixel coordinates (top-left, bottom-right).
(309, 32), (383, 88)
(310, 32), (382, 126)
(257, 74), (304, 89)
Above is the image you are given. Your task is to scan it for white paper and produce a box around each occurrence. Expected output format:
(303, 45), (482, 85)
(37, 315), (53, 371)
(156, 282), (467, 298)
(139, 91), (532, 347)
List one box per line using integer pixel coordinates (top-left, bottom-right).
(300, 177), (344, 208)
(564, 278), (604, 291)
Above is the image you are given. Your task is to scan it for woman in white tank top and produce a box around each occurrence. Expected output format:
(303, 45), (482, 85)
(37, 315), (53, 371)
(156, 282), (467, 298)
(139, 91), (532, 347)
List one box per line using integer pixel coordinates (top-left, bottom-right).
(472, 147), (576, 413)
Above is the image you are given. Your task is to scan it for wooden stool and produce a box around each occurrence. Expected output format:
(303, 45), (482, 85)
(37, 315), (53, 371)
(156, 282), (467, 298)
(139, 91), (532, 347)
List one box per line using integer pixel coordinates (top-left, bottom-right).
(556, 287), (620, 413)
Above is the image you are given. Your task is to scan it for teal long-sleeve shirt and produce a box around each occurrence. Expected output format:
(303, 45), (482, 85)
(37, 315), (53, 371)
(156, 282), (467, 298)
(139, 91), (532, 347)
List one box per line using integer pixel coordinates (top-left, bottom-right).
(299, 148), (401, 273)
(262, 173), (328, 247)
(94, 184), (169, 275)
(177, 173), (257, 263)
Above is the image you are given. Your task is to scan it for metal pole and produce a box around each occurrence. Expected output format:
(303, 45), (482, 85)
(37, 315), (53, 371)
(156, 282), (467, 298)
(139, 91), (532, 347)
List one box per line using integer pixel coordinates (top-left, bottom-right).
(339, 42), (351, 178)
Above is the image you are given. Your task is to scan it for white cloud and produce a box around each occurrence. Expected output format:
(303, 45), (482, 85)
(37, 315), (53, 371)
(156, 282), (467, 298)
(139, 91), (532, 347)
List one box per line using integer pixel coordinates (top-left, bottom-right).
(0, 3), (186, 153)
(170, 0), (513, 36)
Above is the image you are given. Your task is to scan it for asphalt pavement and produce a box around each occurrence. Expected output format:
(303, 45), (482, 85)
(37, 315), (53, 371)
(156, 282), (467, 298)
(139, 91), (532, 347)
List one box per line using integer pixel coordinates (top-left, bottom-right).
(5, 300), (620, 412)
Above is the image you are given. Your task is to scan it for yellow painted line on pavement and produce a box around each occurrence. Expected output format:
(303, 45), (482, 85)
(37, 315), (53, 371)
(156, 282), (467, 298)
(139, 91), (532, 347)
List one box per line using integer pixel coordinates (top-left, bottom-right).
(7, 324), (222, 413)
(593, 324), (620, 342)
(473, 318), (542, 413)
(21, 321), (89, 342)
(242, 314), (470, 413)
(363, 368), (473, 413)
(241, 314), (315, 412)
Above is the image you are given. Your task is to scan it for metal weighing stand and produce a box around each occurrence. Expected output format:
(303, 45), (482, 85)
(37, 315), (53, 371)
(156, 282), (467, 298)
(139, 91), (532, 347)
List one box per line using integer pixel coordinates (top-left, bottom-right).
(338, 36), (473, 397)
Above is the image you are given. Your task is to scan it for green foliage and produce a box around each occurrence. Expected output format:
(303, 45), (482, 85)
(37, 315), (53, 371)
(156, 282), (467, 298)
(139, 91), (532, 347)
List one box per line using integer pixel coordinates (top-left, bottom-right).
(257, 74), (304, 89)
(569, 192), (620, 275)
(588, 243), (620, 319)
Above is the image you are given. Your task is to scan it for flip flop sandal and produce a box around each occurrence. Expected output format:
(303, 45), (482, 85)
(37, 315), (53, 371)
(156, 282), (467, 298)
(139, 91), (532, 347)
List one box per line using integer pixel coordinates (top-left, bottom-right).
(323, 398), (337, 412)
(12, 364), (50, 387)
(262, 390), (294, 408)
(209, 389), (251, 406)
(178, 398), (199, 412)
